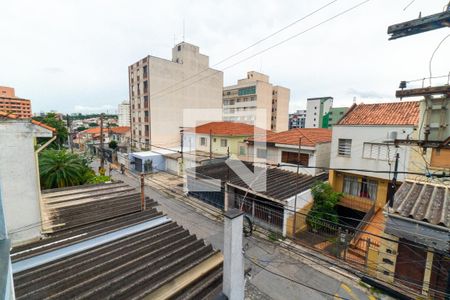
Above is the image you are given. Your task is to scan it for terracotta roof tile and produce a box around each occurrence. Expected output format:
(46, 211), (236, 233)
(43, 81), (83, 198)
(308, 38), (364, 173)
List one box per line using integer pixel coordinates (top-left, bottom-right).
(337, 101), (420, 126)
(82, 126), (130, 135)
(0, 111), (56, 132)
(188, 122), (270, 136)
(250, 128), (332, 147)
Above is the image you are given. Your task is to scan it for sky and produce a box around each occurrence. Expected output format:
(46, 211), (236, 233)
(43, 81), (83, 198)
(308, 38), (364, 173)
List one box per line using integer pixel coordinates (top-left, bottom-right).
(1, 0), (449, 114)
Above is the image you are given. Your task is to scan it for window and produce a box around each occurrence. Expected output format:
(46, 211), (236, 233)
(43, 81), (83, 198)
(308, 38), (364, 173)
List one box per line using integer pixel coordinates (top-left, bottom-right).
(256, 148), (267, 159)
(177, 45), (181, 51)
(430, 148), (450, 168)
(200, 137), (207, 146)
(343, 176), (377, 201)
(239, 146), (246, 155)
(238, 86), (256, 96)
(220, 139), (227, 147)
(338, 139), (352, 156)
(363, 143), (394, 160)
(281, 151), (309, 165)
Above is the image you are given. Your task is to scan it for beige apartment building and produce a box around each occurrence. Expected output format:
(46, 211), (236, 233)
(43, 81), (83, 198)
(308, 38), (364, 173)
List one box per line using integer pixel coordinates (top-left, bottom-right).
(223, 71), (289, 132)
(128, 42), (223, 150)
(0, 86), (32, 118)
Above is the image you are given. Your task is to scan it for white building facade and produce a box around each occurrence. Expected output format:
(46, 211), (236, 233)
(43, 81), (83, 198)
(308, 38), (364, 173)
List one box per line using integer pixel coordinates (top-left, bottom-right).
(129, 42), (223, 150)
(305, 97), (333, 128)
(223, 71), (290, 132)
(0, 116), (54, 245)
(118, 100), (130, 127)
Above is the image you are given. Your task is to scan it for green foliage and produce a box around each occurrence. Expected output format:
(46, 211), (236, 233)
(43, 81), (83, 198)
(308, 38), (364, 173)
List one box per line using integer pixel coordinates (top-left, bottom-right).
(77, 126), (87, 132)
(306, 182), (342, 233)
(88, 122), (98, 127)
(108, 140), (118, 149)
(66, 113), (117, 120)
(39, 149), (94, 189)
(87, 175), (111, 184)
(33, 113), (68, 149)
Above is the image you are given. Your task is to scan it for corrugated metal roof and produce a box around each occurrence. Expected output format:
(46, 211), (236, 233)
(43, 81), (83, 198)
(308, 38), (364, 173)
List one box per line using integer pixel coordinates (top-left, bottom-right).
(392, 181), (449, 228)
(12, 182), (223, 299)
(190, 162), (327, 202)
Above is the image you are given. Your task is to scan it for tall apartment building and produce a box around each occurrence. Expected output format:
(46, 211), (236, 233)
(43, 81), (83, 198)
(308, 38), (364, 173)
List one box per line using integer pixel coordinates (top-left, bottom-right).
(289, 109), (307, 129)
(0, 86), (32, 118)
(305, 96), (333, 128)
(129, 42), (223, 150)
(117, 100), (130, 127)
(223, 71), (290, 132)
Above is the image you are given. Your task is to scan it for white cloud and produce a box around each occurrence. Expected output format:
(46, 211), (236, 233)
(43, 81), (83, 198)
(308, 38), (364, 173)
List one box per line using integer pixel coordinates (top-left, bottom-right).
(0, 0), (449, 113)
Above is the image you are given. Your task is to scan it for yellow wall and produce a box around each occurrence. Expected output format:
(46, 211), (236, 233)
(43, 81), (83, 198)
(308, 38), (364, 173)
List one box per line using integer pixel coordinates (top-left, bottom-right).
(194, 134), (249, 158)
(285, 201), (313, 237)
(329, 170), (389, 213)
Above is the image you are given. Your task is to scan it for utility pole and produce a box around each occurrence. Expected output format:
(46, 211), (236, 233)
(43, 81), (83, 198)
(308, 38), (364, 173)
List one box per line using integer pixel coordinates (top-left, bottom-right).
(292, 137), (301, 237)
(180, 128), (184, 163)
(140, 173), (146, 211)
(100, 113), (105, 171)
(388, 153), (400, 208)
(209, 129), (212, 161)
(66, 114), (73, 153)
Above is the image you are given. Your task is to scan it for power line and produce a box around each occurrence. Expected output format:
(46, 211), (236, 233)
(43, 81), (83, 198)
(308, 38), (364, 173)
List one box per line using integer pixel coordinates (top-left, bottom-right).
(145, 0), (339, 101)
(145, 0), (372, 103)
(429, 34), (450, 86)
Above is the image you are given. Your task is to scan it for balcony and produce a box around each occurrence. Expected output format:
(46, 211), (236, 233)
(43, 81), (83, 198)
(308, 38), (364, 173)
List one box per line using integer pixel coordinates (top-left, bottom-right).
(144, 116), (149, 123)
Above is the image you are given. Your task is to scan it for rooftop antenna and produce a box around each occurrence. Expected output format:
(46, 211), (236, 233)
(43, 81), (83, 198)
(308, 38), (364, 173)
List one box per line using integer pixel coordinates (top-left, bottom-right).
(353, 96), (357, 104)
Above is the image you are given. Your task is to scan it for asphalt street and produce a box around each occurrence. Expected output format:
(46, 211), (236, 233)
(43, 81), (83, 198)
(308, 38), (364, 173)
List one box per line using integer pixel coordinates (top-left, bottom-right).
(95, 161), (383, 300)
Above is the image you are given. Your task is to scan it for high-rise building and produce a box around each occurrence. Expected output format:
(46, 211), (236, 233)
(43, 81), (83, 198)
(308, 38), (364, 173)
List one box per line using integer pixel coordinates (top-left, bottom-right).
(0, 86), (32, 118)
(223, 71), (290, 132)
(289, 109), (307, 129)
(305, 97), (333, 128)
(117, 100), (130, 127)
(129, 42), (223, 150)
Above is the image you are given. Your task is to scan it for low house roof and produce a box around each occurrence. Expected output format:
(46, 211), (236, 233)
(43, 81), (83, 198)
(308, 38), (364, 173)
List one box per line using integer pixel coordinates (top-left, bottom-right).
(392, 180), (449, 228)
(249, 128), (332, 147)
(189, 162), (327, 203)
(81, 126), (130, 135)
(11, 182), (223, 299)
(337, 101), (420, 126)
(186, 121), (270, 136)
(0, 111), (56, 132)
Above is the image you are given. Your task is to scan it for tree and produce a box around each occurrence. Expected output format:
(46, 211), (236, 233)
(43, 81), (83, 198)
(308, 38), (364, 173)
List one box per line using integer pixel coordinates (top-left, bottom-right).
(33, 113), (68, 149)
(306, 182), (342, 233)
(88, 122), (98, 127)
(77, 126), (87, 132)
(39, 149), (93, 189)
(108, 140), (118, 150)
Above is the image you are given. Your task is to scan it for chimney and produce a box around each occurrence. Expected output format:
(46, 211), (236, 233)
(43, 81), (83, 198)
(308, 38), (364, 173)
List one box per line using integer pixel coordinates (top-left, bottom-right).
(223, 209), (244, 300)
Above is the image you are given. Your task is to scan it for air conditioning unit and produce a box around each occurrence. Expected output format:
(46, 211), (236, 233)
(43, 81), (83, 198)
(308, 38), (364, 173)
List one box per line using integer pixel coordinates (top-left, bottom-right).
(385, 131), (398, 142)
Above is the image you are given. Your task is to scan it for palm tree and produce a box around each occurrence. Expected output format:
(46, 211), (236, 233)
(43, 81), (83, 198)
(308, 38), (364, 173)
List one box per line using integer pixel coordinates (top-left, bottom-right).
(39, 150), (91, 189)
